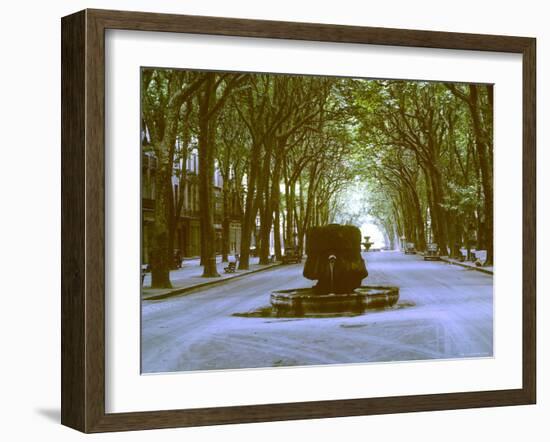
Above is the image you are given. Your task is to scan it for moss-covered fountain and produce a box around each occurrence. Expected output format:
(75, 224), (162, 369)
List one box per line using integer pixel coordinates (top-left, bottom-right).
(270, 224), (399, 317)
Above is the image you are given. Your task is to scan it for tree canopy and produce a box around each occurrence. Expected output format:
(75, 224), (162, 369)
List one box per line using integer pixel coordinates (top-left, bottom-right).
(141, 68), (493, 287)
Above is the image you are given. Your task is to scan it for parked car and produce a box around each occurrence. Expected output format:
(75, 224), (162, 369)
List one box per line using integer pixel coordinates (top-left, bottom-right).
(404, 242), (416, 254)
(282, 247), (301, 264)
(424, 243), (440, 261)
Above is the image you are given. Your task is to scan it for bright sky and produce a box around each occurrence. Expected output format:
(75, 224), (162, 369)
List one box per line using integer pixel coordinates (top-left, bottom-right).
(360, 221), (386, 248)
(334, 181), (387, 249)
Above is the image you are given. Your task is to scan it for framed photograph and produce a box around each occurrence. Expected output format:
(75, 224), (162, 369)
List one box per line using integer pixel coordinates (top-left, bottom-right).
(61, 9), (536, 433)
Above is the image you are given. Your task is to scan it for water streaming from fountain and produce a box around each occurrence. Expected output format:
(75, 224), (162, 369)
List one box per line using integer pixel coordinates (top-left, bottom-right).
(270, 224), (400, 317)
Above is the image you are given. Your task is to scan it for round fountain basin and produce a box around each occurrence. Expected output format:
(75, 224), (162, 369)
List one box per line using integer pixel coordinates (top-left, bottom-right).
(270, 285), (399, 317)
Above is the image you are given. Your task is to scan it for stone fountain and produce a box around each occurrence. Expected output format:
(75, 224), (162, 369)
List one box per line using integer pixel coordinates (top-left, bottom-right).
(270, 224), (399, 317)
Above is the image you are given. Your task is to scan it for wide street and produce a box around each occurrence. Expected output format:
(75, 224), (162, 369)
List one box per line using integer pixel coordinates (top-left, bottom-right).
(141, 251), (493, 373)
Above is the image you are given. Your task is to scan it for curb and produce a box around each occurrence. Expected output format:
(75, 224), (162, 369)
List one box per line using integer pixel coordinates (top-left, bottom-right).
(142, 262), (283, 301)
(440, 257), (494, 275)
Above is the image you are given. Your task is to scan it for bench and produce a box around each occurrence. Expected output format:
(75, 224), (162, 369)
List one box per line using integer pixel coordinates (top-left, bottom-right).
(224, 261), (237, 273)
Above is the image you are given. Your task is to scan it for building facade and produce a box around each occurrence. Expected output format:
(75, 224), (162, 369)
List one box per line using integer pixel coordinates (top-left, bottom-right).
(141, 147), (243, 263)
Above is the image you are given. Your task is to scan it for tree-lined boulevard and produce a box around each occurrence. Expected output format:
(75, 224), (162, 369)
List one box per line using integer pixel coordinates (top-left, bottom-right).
(141, 70), (494, 288)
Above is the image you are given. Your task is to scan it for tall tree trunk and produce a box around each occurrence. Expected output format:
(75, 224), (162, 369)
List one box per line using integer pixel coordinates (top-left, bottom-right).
(239, 146), (261, 270)
(285, 179), (296, 248)
(426, 164), (448, 254)
(258, 141), (273, 265)
(198, 73), (220, 277)
(221, 175), (230, 262)
(301, 162), (317, 246)
(150, 151), (173, 288)
(411, 187), (426, 251)
(273, 205), (282, 260)
(150, 100), (182, 288)
(271, 150), (283, 261)
(296, 175), (306, 256)
(423, 167), (436, 245)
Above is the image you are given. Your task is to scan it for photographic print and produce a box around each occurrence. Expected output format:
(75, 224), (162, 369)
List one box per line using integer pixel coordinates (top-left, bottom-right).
(140, 68), (494, 374)
(61, 10), (535, 431)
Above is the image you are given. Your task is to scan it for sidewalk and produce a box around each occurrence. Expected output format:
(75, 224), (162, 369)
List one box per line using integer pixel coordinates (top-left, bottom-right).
(142, 256), (281, 301)
(440, 257), (494, 275)
(415, 248), (493, 275)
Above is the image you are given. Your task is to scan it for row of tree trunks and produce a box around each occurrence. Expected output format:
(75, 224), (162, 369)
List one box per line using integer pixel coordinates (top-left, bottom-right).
(469, 85), (493, 265)
(446, 83), (493, 264)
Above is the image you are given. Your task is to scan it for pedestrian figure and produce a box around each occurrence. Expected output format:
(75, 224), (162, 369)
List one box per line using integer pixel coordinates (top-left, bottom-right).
(173, 249), (182, 269)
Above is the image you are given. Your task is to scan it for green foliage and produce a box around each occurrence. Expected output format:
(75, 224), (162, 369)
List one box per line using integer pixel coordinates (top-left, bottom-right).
(141, 68), (493, 265)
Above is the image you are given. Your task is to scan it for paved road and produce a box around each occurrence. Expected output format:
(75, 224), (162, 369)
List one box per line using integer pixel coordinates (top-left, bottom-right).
(141, 251), (493, 373)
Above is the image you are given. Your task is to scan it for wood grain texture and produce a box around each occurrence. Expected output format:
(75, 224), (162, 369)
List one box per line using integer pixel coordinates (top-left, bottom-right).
(85, 9), (108, 432)
(522, 39), (536, 403)
(61, 8), (537, 433)
(61, 10), (86, 432)
(89, 8), (533, 53)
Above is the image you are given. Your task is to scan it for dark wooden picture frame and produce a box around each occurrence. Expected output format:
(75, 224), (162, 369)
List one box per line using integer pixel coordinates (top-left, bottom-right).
(61, 9), (536, 433)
